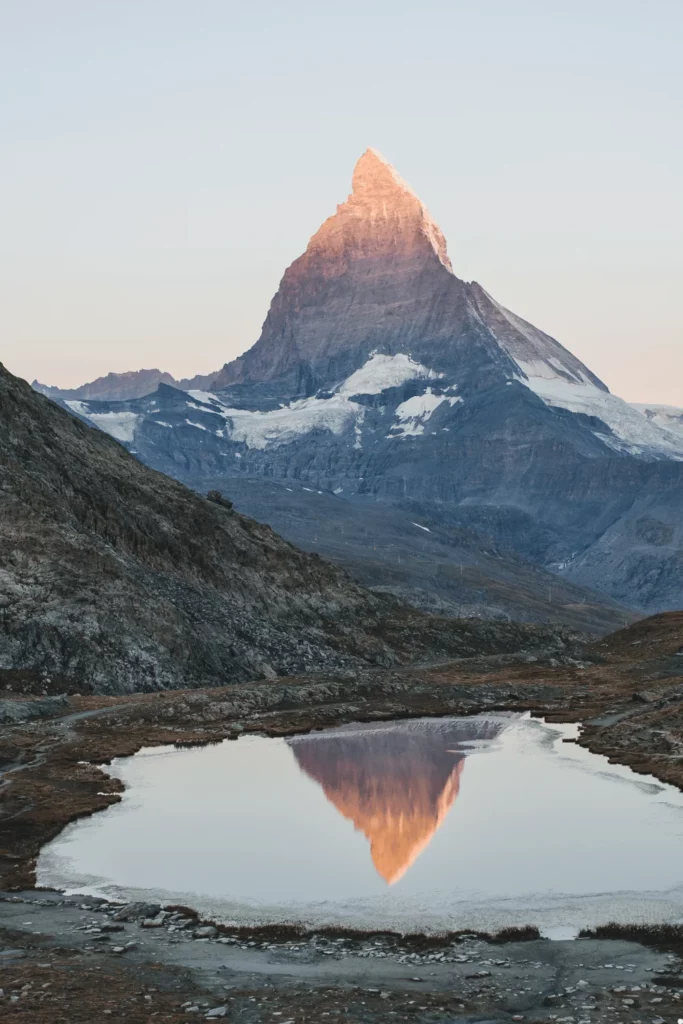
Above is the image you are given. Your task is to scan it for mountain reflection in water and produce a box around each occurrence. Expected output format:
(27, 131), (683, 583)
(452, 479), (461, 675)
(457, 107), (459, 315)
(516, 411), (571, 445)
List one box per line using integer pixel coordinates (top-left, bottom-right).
(287, 717), (508, 884)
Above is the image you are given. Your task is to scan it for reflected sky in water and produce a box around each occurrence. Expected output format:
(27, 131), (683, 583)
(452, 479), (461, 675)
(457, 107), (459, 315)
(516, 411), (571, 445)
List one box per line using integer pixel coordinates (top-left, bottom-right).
(37, 714), (683, 934)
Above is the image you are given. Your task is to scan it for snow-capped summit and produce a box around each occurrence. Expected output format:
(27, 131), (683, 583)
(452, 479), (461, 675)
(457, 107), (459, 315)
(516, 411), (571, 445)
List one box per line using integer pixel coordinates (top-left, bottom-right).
(38, 148), (683, 615)
(199, 149), (681, 461)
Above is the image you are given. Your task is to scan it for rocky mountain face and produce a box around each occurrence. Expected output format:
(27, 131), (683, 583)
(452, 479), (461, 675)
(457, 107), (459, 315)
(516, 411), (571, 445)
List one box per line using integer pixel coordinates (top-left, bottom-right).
(1, 363), (580, 695)
(37, 150), (683, 614)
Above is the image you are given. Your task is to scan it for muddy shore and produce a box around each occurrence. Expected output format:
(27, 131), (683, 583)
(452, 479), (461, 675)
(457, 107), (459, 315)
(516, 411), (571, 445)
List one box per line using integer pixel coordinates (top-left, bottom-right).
(1, 612), (682, 1020)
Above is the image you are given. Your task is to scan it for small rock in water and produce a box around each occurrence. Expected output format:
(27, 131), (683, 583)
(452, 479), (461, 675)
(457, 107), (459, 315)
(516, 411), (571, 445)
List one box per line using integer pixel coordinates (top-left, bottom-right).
(194, 926), (218, 939)
(205, 1008), (228, 1019)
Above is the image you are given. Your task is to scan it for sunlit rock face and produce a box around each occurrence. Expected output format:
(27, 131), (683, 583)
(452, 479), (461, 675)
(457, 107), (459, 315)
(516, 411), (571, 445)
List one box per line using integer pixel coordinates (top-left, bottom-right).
(212, 150), (498, 393)
(288, 718), (505, 884)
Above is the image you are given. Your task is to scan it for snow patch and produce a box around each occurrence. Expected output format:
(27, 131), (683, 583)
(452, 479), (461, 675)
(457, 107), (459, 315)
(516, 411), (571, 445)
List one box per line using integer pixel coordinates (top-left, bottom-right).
(412, 522), (431, 533)
(339, 353), (439, 397)
(186, 401), (215, 412)
(185, 420), (207, 431)
(182, 392), (364, 450)
(389, 389), (461, 438)
(65, 403), (140, 444)
(154, 420), (172, 428)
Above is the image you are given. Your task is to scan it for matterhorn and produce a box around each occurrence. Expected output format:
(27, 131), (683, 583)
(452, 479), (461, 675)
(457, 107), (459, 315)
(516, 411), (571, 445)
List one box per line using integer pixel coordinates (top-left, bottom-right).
(38, 149), (683, 616)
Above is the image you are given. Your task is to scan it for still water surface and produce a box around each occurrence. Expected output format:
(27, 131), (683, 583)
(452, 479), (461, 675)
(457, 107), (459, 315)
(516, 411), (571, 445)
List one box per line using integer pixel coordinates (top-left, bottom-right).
(38, 714), (683, 935)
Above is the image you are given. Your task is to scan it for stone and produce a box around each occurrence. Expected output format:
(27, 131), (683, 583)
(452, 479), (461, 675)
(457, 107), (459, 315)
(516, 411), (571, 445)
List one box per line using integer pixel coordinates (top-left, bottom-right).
(193, 926), (218, 939)
(633, 690), (661, 704)
(141, 914), (168, 928)
(113, 902), (160, 922)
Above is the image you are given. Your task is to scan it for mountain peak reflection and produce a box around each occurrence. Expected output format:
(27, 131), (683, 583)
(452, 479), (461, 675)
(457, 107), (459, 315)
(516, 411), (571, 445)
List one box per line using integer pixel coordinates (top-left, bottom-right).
(287, 717), (507, 884)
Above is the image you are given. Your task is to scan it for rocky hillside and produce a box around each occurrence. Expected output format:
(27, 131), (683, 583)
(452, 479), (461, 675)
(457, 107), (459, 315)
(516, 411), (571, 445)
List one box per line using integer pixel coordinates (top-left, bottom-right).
(0, 364), (580, 695)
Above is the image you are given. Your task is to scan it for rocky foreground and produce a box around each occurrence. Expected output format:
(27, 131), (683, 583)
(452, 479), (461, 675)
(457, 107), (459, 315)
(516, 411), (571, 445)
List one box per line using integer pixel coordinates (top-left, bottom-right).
(1, 612), (682, 1021)
(1, 891), (682, 1023)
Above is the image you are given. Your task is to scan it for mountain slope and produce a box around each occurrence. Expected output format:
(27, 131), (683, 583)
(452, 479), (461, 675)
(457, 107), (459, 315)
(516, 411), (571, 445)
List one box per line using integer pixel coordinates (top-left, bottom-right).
(188, 477), (632, 635)
(1, 363), (579, 695)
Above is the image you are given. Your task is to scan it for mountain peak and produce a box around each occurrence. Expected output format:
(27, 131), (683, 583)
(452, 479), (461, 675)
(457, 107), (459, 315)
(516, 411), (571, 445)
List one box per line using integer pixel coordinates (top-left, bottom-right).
(352, 147), (413, 195)
(348, 148), (453, 272)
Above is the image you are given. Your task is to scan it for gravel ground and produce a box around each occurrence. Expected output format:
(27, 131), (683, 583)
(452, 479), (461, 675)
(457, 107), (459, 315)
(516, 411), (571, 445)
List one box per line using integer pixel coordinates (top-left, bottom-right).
(1, 892), (682, 1023)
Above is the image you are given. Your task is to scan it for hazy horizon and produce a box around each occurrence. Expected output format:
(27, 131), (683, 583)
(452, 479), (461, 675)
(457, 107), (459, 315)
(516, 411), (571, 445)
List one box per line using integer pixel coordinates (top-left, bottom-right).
(2, 0), (681, 404)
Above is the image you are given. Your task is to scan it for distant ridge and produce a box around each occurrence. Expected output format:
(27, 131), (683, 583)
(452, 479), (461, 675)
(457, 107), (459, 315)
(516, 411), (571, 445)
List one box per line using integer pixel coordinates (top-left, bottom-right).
(33, 366), (220, 402)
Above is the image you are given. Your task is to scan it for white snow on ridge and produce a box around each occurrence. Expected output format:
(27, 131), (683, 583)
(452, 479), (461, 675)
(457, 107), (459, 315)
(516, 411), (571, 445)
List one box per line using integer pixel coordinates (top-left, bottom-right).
(187, 391), (221, 407)
(474, 288), (683, 459)
(179, 354), (446, 450)
(477, 288), (602, 388)
(339, 353), (439, 397)
(66, 402), (140, 444)
(513, 359), (683, 459)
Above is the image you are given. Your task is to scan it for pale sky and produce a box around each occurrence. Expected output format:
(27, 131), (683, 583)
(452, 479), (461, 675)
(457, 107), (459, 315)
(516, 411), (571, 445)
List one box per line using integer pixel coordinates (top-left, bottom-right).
(1, 0), (681, 403)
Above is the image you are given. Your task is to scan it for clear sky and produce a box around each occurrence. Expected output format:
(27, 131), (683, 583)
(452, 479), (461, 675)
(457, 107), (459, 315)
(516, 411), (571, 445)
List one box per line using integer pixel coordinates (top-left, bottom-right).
(1, 0), (681, 403)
